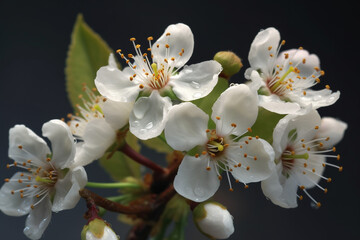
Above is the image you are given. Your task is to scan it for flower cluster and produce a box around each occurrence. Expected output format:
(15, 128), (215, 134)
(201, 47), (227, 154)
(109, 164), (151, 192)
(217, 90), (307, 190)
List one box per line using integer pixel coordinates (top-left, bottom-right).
(0, 23), (346, 240)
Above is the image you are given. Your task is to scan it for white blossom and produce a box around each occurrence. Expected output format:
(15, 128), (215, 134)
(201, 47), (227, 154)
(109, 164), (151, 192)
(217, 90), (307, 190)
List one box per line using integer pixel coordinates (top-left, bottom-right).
(69, 60), (133, 166)
(165, 84), (275, 202)
(0, 120), (87, 239)
(245, 27), (340, 114)
(261, 110), (345, 208)
(95, 23), (222, 140)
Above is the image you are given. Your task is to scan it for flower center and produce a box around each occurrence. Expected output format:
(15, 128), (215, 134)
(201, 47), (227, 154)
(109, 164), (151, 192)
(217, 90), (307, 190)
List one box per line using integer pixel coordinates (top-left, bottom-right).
(278, 128), (343, 207)
(264, 45), (327, 97)
(206, 129), (227, 158)
(4, 149), (59, 210)
(116, 34), (184, 91)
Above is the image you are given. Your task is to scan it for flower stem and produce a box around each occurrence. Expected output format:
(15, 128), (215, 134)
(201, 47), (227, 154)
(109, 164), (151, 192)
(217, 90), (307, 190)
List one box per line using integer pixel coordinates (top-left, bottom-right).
(122, 143), (167, 174)
(86, 182), (141, 189)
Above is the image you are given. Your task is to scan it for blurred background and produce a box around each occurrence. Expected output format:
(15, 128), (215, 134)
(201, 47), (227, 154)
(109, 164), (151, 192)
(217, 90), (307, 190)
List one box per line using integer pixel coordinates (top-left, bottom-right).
(0, 0), (358, 239)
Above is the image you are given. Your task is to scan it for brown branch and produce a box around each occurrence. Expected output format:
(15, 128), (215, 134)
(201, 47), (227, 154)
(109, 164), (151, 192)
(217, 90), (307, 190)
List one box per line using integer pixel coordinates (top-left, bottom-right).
(79, 188), (151, 215)
(122, 143), (167, 174)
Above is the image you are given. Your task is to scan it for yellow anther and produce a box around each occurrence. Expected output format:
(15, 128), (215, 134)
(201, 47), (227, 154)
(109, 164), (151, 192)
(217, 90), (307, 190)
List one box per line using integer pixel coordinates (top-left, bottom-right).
(325, 85), (330, 90)
(327, 178), (332, 183)
(139, 84), (144, 89)
(206, 167), (211, 171)
(315, 126), (319, 130)
(147, 36), (153, 41)
(324, 188), (328, 194)
(299, 195), (303, 200)
(165, 44), (170, 48)
(244, 185), (249, 189)
(218, 176), (222, 180)
(116, 49), (122, 53)
(229, 188), (234, 192)
(281, 40), (286, 45)
(300, 185), (305, 190)
(216, 116), (221, 120)
(166, 32), (171, 36)
(339, 166), (343, 172)
(302, 58), (306, 64)
(317, 202), (321, 208)
(130, 37), (136, 41)
(246, 166), (250, 171)
(18, 145), (23, 149)
(268, 46), (272, 51)
(202, 151), (207, 155)
(244, 153), (247, 158)
(128, 54), (134, 58)
(195, 154), (199, 158)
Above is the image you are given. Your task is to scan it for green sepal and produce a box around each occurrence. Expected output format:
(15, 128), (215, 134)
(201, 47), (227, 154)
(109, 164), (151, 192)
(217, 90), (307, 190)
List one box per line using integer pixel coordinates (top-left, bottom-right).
(150, 194), (190, 240)
(65, 13), (117, 110)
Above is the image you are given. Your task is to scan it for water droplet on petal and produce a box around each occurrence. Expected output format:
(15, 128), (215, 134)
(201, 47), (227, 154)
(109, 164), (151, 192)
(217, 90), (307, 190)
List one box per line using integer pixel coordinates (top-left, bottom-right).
(145, 122), (153, 129)
(132, 121), (140, 127)
(191, 81), (201, 89)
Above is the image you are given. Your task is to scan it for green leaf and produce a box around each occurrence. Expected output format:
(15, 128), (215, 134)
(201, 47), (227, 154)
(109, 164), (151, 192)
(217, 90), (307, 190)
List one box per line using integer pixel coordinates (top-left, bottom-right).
(247, 107), (285, 144)
(141, 133), (173, 154)
(192, 77), (229, 129)
(99, 151), (141, 181)
(151, 194), (190, 240)
(65, 13), (114, 110)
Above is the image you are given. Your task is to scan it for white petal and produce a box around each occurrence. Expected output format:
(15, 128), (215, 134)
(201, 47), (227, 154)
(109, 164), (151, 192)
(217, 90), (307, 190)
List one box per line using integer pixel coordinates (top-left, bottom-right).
(23, 197), (52, 240)
(248, 27), (280, 72)
(228, 138), (275, 183)
(170, 60), (222, 101)
(103, 99), (134, 130)
(129, 91), (172, 140)
(290, 89), (340, 109)
(108, 53), (118, 69)
(9, 125), (51, 167)
(261, 166), (298, 208)
(296, 155), (326, 188)
(152, 23), (194, 68)
(0, 172), (32, 216)
(52, 166), (87, 212)
(174, 155), (220, 202)
(42, 120), (76, 169)
(95, 66), (140, 102)
(316, 117), (347, 148)
(212, 84), (258, 136)
(258, 94), (301, 115)
(247, 69), (265, 91)
(74, 118), (116, 167)
(276, 49), (320, 77)
(164, 102), (209, 151)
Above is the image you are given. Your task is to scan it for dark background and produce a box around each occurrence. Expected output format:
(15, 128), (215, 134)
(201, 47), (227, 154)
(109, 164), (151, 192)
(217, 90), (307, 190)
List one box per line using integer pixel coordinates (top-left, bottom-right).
(0, 0), (358, 239)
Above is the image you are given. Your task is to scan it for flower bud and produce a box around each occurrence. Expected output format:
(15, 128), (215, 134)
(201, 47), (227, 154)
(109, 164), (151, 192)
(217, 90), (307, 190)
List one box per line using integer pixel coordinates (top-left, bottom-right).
(81, 218), (119, 240)
(214, 51), (243, 79)
(193, 201), (234, 239)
